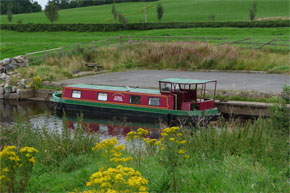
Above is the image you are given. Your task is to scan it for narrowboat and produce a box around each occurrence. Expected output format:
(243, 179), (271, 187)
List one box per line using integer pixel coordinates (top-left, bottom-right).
(51, 78), (219, 124)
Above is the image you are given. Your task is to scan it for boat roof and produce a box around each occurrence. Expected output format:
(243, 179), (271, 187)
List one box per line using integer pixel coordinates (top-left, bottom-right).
(159, 78), (216, 84)
(65, 84), (161, 95)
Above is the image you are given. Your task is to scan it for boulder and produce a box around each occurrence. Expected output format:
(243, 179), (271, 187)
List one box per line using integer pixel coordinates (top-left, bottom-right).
(6, 63), (18, 72)
(20, 79), (26, 86)
(11, 86), (17, 93)
(0, 58), (10, 66)
(0, 73), (6, 80)
(0, 87), (4, 94)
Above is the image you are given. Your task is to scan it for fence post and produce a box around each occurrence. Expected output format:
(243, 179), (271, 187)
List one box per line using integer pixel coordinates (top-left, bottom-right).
(165, 36), (168, 42)
(107, 39), (109, 47)
(76, 44), (80, 52)
(274, 38), (277, 50)
(146, 36), (148, 42)
(205, 37), (208, 47)
(120, 36), (123, 45)
(92, 40), (95, 48)
(43, 49), (47, 62)
(61, 47), (65, 56)
(227, 37), (230, 46)
(25, 52), (29, 64)
(250, 37), (253, 49)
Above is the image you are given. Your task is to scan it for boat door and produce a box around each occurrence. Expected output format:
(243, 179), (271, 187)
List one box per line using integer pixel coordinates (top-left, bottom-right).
(174, 93), (183, 110)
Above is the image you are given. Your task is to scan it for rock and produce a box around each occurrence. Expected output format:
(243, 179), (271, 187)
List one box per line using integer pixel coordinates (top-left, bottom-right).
(25, 84), (31, 89)
(7, 71), (15, 75)
(6, 63), (18, 72)
(4, 93), (19, 100)
(42, 81), (50, 86)
(20, 79), (26, 86)
(11, 86), (17, 93)
(4, 86), (12, 94)
(0, 58), (10, 66)
(0, 73), (6, 80)
(17, 88), (34, 99)
(0, 87), (3, 94)
(49, 82), (63, 87)
(73, 70), (80, 74)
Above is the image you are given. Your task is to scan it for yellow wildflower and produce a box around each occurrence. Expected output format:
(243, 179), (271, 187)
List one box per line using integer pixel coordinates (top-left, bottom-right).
(28, 157), (36, 165)
(178, 149), (185, 154)
(19, 147), (38, 153)
(180, 140), (187, 144)
(185, 155), (190, 159)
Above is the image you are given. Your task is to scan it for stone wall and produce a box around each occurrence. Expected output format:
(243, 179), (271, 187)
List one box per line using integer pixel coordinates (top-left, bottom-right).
(0, 56), (29, 98)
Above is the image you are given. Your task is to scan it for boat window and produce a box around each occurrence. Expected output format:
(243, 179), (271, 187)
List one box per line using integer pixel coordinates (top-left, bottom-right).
(98, 93), (108, 101)
(148, 97), (160, 106)
(161, 82), (171, 92)
(72, 90), (81, 98)
(130, 95), (141, 104)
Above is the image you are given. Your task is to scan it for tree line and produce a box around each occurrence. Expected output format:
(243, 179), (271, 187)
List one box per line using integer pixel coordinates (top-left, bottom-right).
(49, 0), (158, 10)
(0, 0), (41, 15)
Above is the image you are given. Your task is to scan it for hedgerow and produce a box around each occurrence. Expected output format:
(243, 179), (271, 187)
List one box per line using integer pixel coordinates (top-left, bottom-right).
(1, 20), (289, 32)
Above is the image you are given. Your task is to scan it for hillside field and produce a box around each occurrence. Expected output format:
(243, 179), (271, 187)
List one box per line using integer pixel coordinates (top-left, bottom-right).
(1, 27), (289, 59)
(0, 0), (289, 24)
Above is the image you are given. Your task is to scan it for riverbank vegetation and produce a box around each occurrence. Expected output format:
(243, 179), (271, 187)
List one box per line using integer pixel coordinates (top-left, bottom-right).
(0, 87), (289, 192)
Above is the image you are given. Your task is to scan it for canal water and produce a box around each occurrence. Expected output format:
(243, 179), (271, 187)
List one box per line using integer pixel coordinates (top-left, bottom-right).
(0, 99), (162, 143)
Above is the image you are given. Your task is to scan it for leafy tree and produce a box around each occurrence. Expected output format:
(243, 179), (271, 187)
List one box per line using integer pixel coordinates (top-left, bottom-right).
(0, 0), (42, 15)
(249, 1), (257, 21)
(32, 2), (42, 12)
(7, 4), (13, 24)
(157, 3), (164, 22)
(44, 2), (59, 24)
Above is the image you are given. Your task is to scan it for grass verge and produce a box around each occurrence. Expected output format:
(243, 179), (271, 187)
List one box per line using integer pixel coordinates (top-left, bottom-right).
(0, 88), (289, 192)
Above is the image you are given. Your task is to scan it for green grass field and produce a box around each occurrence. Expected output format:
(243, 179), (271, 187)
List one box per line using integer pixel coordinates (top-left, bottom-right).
(1, 27), (289, 59)
(0, 0), (289, 24)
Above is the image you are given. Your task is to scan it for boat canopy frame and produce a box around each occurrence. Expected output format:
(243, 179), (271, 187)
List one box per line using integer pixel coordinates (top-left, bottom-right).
(158, 78), (217, 102)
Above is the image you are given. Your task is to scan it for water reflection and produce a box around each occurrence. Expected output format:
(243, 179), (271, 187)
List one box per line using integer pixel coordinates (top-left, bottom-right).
(0, 99), (162, 142)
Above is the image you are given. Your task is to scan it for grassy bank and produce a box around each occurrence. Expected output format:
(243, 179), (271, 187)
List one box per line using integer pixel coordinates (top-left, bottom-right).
(0, 0), (289, 24)
(12, 42), (289, 84)
(1, 27), (289, 59)
(0, 101), (289, 192)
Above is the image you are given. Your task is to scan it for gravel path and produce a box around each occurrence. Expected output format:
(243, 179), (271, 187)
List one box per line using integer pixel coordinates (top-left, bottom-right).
(61, 70), (289, 94)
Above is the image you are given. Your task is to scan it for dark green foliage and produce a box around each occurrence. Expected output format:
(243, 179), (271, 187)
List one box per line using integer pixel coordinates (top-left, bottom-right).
(270, 84), (290, 133)
(0, 0), (41, 15)
(249, 1), (257, 21)
(157, 3), (164, 22)
(44, 2), (59, 24)
(1, 20), (289, 32)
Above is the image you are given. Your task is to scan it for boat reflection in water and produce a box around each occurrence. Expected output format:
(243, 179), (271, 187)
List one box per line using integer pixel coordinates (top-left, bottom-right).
(63, 115), (162, 143)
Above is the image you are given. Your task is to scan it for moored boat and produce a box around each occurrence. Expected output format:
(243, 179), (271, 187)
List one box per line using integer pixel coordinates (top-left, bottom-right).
(51, 78), (219, 124)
